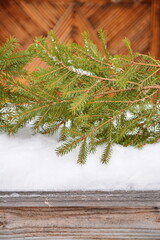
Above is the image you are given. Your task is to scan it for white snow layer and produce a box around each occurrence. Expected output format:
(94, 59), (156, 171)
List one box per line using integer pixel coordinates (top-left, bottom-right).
(0, 126), (160, 191)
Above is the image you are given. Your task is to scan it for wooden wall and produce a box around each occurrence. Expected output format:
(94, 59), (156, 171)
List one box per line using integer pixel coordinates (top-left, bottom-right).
(0, 0), (159, 60)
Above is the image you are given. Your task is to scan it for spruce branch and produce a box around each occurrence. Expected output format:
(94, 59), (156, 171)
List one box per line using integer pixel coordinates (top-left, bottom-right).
(0, 31), (159, 163)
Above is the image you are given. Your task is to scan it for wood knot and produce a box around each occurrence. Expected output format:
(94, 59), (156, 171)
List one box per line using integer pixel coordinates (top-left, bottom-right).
(0, 220), (7, 228)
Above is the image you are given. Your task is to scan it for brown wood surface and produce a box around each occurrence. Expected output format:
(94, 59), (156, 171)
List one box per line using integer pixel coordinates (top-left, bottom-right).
(0, 191), (160, 239)
(1, 0), (158, 73)
(0, 0), (153, 56)
(150, 0), (160, 59)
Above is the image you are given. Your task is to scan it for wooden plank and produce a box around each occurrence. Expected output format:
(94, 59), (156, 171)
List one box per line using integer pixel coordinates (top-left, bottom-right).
(0, 207), (160, 239)
(26, 0), (152, 3)
(0, 191), (160, 207)
(52, 3), (74, 41)
(0, 191), (160, 239)
(150, 0), (160, 59)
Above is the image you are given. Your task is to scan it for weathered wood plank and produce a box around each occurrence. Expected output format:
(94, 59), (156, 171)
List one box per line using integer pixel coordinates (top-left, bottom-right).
(0, 191), (160, 239)
(0, 191), (160, 207)
(0, 206), (160, 239)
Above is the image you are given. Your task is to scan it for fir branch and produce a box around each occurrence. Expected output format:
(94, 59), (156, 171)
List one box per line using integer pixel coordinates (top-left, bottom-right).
(77, 139), (88, 164)
(0, 32), (159, 164)
(101, 142), (112, 164)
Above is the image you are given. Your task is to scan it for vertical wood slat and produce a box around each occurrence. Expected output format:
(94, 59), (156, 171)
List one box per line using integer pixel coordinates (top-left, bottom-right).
(150, 0), (160, 59)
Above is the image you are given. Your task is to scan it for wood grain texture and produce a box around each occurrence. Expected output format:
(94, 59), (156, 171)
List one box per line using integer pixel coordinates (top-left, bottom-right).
(150, 0), (160, 59)
(0, 0), (152, 55)
(0, 191), (160, 207)
(1, 0), (157, 73)
(0, 191), (160, 239)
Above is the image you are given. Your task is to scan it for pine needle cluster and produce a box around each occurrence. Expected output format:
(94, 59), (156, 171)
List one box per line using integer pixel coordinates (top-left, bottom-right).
(0, 38), (30, 131)
(0, 30), (159, 164)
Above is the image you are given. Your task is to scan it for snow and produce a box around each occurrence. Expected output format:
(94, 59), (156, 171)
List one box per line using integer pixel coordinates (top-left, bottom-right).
(0, 126), (160, 191)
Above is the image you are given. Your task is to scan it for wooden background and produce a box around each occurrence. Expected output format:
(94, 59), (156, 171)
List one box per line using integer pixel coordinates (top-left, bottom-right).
(0, 0), (159, 63)
(0, 191), (160, 239)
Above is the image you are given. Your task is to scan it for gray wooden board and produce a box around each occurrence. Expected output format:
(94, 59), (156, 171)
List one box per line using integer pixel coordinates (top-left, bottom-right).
(0, 191), (160, 239)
